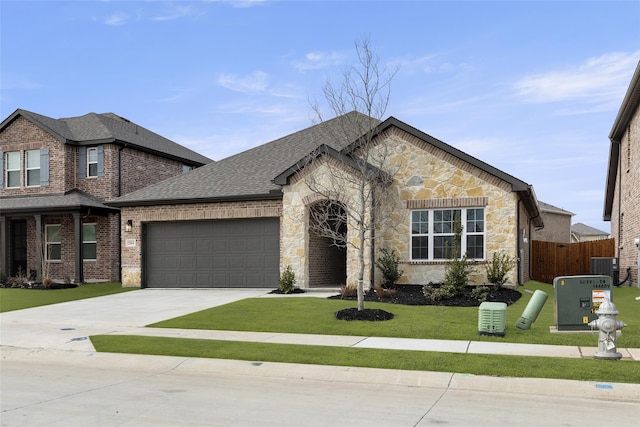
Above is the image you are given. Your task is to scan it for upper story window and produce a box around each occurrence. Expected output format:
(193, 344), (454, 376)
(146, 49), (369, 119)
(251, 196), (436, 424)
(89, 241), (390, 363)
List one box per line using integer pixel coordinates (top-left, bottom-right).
(26, 149), (41, 187)
(1, 149), (49, 189)
(410, 207), (485, 261)
(5, 151), (21, 188)
(87, 147), (98, 177)
(182, 164), (193, 173)
(79, 146), (104, 178)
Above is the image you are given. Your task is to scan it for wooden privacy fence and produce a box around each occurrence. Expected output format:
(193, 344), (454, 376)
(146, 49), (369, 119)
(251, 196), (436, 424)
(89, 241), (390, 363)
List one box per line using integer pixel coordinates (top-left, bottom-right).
(531, 238), (615, 284)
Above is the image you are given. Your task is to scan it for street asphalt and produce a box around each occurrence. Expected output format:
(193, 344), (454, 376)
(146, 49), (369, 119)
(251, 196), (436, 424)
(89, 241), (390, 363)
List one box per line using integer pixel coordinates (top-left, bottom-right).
(1, 288), (639, 403)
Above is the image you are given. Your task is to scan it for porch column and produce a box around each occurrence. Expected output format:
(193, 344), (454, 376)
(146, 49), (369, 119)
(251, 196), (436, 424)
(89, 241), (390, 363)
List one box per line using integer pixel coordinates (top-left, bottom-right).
(73, 212), (84, 284)
(35, 214), (42, 279)
(0, 216), (6, 278)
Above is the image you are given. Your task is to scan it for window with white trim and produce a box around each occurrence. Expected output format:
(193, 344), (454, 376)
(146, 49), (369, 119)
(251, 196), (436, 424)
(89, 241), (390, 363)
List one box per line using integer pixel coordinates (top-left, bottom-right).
(5, 151), (21, 188)
(46, 225), (62, 261)
(410, 208), (485, 260)
(25, 149), (41, 187)
(87, 147), (98, 177)
(83, 224), (97, 260)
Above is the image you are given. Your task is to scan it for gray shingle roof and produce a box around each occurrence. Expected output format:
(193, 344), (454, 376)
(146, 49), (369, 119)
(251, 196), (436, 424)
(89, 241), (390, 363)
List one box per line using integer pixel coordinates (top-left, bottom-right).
(108, 111), (541, 230)
(538, 201), (574, 216)
(109, 111), (376, 205)
(571, 222), (609, 237)
(0, 190), (119, 214)
(2, 109), (212, 166)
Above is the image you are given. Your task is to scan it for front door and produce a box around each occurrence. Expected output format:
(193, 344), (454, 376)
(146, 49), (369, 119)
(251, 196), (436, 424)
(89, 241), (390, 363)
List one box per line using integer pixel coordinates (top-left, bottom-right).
(10, 220), (27, 277)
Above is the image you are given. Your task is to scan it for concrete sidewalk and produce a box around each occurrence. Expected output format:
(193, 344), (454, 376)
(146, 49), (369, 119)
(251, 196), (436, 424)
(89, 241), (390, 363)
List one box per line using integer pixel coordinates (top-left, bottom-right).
(2, 288), (639, 403)
(102, 326), (640, 361)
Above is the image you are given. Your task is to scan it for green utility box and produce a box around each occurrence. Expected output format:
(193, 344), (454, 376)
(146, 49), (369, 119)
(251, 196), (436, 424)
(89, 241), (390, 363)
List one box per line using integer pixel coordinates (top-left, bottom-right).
(478, 301), (507, 336)
(554, 275), (612, 331)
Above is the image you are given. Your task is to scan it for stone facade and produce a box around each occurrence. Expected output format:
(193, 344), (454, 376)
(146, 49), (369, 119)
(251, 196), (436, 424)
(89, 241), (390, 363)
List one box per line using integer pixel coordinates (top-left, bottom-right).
(119, 200), (282, 287)
(281, 127), (528, 289)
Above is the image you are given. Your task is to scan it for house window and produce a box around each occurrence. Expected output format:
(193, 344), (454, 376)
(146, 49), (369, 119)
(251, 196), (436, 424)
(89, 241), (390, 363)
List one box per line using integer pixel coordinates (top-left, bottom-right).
(83, 224), (97, 260)
(87, 147), (98, 177)
(46, 225), (62, 261)
(182, 165), (193, 173)
(5, 151), (21, 188)
(25, 149), (41, 187)
(411, 208), (485, 261)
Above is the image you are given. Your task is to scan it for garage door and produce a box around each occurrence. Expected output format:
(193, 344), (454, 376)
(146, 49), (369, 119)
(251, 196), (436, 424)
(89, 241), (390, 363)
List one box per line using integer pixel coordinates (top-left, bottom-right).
(144, 218), (280, 288)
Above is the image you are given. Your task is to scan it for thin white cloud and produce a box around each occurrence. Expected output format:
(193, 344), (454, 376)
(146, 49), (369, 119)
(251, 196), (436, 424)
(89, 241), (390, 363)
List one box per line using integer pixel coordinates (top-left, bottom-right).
(151, 5), (194, 22)
(217, 71), (269, 93)
(104, 12), (129, 26)
(293, 51), (344, 71)
(513, 51), (640, 105)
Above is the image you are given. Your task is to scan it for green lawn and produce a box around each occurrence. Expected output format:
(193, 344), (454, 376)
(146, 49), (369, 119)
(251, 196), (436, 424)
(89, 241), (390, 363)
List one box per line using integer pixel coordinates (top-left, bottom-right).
(91, 335), (640, 384)
(0, 282), (138, 312)
(90, 281), (640, 384)
(147, 281), (640, 348)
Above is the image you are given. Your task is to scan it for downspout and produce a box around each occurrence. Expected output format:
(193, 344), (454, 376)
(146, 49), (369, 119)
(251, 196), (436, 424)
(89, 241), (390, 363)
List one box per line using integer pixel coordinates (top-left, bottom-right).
(616, 140), (622, 262)
(516, 198), (523, 286)
(117, 143), (127, 283)
(370, 189), (376, 291)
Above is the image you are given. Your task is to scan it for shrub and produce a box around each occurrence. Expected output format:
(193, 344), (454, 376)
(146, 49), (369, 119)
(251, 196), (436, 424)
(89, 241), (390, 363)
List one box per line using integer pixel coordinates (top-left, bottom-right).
(339, 284), (358, 298)
(486, 251), (515, 288)
(375, 248), (404, 287)
(471, 285), (490, 302)
(443, 252), (476, 297)
(278, 265), (296, 294)
(374, 286), (397, 299)
(423, 283), (458, 301)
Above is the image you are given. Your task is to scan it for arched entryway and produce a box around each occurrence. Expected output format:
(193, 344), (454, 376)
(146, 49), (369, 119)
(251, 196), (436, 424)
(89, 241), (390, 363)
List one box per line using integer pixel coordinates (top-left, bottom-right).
(307, 200), (347, 287)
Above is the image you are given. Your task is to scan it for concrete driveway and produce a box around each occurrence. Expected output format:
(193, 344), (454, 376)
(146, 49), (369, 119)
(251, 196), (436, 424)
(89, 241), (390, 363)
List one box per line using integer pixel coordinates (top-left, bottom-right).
(0, 288), (271, 352)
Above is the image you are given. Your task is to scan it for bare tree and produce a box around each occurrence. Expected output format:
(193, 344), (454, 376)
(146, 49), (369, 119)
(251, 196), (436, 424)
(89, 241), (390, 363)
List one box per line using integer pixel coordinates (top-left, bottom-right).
(304, 37), (398, 311)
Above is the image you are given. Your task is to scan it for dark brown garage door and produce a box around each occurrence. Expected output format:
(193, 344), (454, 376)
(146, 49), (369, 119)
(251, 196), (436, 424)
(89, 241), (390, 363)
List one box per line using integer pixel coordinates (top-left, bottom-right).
(144, 218), (279, 288)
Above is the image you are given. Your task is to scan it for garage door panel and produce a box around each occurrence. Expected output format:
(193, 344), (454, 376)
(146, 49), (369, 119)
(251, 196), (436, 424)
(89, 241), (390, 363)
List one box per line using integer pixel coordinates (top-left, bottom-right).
(145, 218), (279, 288)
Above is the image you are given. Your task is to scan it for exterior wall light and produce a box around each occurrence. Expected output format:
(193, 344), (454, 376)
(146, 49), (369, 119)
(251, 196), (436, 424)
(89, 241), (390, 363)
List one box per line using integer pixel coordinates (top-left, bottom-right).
(125, 220), (133, 232)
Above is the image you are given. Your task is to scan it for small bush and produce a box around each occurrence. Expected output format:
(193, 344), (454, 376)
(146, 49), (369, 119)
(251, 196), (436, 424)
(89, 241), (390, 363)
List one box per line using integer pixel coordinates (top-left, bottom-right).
(278, 265), (296, 294)
(486, 251), (515, 288)
(375, 248), (403, 287)
(471, 285), (490, 302)
(339, 285), (358, 298)
(374, 286), (397, 299)
(423, 282), (458, 301)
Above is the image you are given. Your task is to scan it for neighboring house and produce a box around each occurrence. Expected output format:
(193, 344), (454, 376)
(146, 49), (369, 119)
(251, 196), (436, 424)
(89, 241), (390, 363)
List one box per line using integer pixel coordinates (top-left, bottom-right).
(532, 201), (574, 243)
(570, 223), (610, 242)
(0, 109), (212, 283)
(604, 60), (640, 287)
(110, 112), (543, 289)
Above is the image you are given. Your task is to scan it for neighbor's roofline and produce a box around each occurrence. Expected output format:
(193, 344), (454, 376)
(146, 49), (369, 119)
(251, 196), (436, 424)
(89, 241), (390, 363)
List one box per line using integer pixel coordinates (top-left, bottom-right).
(1, 108), (210, 166)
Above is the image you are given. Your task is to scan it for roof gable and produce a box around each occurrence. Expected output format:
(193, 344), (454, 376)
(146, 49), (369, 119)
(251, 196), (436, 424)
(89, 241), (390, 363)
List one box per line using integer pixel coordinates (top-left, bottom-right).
(109, 111), (375, 206)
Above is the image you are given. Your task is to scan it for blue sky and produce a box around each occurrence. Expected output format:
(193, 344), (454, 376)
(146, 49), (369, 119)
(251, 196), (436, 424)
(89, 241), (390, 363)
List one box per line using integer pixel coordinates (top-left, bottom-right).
(2, 1), (639, 233)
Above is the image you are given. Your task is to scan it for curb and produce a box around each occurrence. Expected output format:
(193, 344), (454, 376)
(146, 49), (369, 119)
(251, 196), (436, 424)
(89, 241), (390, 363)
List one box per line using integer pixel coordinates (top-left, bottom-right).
(2, 346), (638, 403)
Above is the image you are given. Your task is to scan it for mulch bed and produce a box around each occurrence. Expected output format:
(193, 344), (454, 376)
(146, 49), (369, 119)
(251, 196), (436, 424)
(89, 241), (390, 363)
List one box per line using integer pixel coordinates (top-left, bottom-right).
(330, 284), (522, 321)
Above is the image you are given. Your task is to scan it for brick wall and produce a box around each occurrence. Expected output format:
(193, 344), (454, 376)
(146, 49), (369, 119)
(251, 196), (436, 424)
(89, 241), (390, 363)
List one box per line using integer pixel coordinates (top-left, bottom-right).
(612, 105), (640, 287)
(0, 117), (68, 195)
(119, 200), (283, 287)
(1, 115), (200, 283)
(533, 211), (572, 243)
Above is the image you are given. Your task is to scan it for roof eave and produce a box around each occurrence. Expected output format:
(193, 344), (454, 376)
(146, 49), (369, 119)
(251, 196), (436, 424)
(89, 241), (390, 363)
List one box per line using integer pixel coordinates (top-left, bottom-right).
(107, 192), (283, 208)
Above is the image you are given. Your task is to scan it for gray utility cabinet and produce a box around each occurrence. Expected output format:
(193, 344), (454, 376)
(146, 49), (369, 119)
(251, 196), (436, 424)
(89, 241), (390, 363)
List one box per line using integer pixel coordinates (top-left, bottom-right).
(590, 257), (619, 285)
(554, 275), (612, 331)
